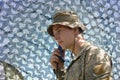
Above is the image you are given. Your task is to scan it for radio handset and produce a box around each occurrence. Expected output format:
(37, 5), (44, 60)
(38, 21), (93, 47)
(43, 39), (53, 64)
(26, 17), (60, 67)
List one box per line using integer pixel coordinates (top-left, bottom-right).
(58, 45), (65, 62)
(54, 46), (65, 69)
(53, 46), (65, 75)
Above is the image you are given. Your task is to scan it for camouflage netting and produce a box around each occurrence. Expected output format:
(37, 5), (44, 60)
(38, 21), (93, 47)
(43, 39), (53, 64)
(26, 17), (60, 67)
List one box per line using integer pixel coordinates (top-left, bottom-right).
(0, 0), (120, 80)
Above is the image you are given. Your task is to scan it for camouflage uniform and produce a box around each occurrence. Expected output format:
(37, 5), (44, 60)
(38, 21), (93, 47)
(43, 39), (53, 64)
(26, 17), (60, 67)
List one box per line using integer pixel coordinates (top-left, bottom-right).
(54, 42), (112, 80)
(47, 10), (112, 80)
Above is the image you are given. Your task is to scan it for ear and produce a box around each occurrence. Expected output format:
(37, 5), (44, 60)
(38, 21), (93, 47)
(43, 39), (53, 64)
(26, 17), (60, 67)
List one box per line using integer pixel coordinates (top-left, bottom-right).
(73, 28), (79, 36)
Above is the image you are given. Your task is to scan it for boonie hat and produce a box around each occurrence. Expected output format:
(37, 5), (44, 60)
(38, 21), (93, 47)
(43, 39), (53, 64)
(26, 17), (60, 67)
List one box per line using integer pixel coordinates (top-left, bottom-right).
(47, 10), (86, 36)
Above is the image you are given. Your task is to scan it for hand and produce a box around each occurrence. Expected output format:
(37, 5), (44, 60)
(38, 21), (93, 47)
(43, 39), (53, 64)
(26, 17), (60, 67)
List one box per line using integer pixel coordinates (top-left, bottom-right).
(50, 49), (65, 70)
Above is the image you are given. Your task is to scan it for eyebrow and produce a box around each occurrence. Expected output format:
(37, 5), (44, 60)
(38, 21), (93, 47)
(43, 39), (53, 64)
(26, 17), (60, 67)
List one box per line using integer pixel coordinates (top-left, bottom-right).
(54, 25), (64, 31)
(53, 25), (71, 32)
(54, 27), (60, 31)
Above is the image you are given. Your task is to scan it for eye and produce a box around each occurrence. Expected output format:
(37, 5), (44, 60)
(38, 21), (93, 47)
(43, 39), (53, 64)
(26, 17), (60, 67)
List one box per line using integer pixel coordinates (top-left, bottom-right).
(57, 29), (61, 33)
(56, 28), (63, 33)
(53, 28), (62, 37)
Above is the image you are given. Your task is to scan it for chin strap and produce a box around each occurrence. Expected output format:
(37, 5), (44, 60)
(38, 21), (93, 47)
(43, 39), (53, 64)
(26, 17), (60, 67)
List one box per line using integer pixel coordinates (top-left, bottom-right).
(71, 37), (76, 59)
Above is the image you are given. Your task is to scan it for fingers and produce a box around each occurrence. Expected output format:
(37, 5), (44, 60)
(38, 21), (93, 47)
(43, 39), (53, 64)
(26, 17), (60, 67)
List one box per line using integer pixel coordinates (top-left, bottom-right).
(50, 49), (64, 69)
(50, 55), (59, 69)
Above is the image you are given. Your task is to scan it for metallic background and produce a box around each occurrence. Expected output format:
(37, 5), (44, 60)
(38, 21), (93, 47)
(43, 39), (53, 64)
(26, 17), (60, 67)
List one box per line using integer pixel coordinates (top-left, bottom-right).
(0, 0), (120, 80)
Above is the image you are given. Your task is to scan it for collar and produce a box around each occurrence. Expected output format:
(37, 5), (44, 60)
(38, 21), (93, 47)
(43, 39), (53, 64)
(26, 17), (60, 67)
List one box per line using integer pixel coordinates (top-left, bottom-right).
(73, 42), (91, 60)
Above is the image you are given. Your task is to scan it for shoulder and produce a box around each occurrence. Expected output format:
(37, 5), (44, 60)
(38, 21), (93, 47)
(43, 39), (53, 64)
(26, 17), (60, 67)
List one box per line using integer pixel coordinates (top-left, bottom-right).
(81, 42), (112, 66)
(85, 45), (112, 79)
(81, 42), (111, 62)
(87, 44), (110, 59)
(85, 43), (112, 68)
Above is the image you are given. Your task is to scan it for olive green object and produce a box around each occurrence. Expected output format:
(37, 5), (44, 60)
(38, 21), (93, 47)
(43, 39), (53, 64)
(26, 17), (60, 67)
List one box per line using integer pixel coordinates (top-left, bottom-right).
(47, 10), (86, 36)
(0, 61), (23, 80)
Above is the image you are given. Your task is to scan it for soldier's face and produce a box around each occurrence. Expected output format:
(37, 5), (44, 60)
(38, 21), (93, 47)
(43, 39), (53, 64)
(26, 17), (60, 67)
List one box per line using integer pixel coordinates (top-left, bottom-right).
(52, 24), (75, 50)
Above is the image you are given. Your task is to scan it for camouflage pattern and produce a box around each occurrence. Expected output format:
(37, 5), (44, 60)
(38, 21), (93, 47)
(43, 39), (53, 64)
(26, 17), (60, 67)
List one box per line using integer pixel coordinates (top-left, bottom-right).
(47, 10), (86, 36)
(0, 61), (23, 80)
(55, 42), (112, 80)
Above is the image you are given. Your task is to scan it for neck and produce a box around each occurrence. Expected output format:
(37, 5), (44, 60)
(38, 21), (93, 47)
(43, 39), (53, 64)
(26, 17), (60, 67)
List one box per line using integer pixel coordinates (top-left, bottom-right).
(69, 33), (85, 56)
(72, 42), (81, 56)
(70, 39), (85, 56)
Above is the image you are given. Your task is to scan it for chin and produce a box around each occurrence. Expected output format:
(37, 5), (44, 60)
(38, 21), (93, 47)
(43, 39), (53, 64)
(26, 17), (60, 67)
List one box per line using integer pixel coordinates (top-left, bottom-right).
(61, 46), (64, 49)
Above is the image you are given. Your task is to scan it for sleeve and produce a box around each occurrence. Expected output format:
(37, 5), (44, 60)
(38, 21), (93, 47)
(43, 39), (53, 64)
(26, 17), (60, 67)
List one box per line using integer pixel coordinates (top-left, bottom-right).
(53, 69), (66, 80)
(85, 47), (112, 80)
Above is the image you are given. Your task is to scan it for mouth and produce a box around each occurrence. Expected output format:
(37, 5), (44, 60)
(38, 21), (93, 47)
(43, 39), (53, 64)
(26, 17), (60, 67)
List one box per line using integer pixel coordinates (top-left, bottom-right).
(58, 41), (63, 45)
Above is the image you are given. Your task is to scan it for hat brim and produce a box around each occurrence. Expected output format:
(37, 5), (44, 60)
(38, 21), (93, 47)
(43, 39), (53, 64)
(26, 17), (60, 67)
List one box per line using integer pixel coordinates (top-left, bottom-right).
(47, 22), (86, 36)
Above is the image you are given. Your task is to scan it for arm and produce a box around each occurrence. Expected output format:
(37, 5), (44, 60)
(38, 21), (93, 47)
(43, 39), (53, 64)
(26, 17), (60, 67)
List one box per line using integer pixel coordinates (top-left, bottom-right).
(50, 49), (66, 80)
(53, 69), (66, 80)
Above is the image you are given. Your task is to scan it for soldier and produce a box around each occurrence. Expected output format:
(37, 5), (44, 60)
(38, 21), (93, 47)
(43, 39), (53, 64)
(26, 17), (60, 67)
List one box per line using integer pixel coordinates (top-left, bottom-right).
(47, 10), (112, 80)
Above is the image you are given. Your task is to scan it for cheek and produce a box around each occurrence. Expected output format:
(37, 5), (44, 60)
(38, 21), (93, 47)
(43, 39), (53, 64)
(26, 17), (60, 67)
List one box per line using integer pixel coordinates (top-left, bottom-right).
(61, 32), (70, 39)
(62, 32), (74, 42)
(60, 29), (74, 41)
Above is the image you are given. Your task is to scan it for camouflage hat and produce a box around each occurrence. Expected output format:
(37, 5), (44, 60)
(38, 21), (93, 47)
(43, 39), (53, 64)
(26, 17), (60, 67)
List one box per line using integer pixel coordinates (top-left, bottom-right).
(47, 10), (86, 36)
